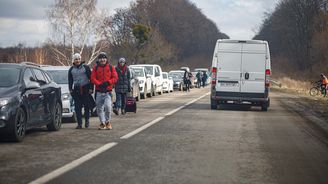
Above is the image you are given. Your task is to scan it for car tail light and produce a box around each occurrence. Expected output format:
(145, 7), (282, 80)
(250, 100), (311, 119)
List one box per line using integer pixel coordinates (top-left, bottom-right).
(212, 67), (217, 85)
(265, 69), (270, 88)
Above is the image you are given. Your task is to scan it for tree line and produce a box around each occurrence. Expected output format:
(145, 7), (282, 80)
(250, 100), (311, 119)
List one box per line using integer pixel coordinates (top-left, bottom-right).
(254, 0), (328, 80)
(0, 0), (228, 70)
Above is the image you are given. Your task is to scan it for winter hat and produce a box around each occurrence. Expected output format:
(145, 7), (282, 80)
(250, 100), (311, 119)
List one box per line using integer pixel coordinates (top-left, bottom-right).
(119, 57), (126, 63)
(72, 53), (81, 62)
(98, 52), (107, 59)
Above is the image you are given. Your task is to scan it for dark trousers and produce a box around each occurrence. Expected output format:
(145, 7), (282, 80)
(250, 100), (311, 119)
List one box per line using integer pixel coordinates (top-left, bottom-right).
(116, 92), (127, 110)
(72, 92), (90, 126)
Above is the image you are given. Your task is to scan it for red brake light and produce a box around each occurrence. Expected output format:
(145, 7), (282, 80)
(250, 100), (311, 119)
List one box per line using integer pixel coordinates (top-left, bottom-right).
(212, 67), (217, 85)
(265, 69), (271, 75)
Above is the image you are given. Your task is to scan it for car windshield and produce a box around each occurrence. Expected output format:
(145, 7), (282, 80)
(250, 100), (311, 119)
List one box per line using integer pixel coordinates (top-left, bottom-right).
(46, 70), (68, 84)
(132, 68), (144, 77)
(144, 66), (153, 75)
(0, 68), (20, 87)
(169, 72), (183, 79)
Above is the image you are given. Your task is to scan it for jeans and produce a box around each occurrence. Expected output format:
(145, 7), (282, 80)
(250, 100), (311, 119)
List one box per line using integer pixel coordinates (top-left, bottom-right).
(96, 92), (112, 124)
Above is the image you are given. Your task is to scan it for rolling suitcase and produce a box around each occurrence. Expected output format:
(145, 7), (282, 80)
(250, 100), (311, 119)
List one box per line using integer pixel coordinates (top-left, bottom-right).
(125, 96), (137, 113)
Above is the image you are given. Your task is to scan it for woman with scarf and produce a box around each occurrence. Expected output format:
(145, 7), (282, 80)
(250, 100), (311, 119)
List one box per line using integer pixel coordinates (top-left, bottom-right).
(114, 57), (131, 115)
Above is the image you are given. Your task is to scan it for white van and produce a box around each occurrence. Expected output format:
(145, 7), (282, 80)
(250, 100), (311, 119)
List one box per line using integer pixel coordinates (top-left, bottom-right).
(210, 39), (271, 111)
(130, 64), (164, 95)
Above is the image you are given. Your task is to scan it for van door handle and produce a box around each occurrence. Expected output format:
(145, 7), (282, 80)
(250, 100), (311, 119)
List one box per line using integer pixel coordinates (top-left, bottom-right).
(245, 72), (249, 80)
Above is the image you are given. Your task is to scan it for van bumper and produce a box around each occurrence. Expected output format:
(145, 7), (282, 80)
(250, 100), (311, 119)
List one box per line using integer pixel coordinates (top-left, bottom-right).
(211, 91), (269, 105)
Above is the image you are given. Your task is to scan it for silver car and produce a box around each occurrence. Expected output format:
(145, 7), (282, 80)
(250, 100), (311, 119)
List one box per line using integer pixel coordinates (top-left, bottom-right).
(42, 66), (76, 122)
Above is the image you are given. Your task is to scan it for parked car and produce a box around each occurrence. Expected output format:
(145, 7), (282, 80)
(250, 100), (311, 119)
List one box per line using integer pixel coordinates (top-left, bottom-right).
(128, 67), (141, 101)
(130, 66), (152, 99)
(168, 70), (185, 91)
(42, 66), (76, 122)
(162, 72), (173, 93)
(0, 62), (62, 142)
(210, 39), (271, 111)
(131, 64), (164, 96)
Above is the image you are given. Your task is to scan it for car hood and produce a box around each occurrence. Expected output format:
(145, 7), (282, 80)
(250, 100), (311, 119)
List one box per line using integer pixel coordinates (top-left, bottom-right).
(0, 86), (19, 98)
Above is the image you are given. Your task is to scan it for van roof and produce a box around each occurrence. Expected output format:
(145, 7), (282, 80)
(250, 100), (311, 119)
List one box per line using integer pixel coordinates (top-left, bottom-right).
(217, 39), (267, 44)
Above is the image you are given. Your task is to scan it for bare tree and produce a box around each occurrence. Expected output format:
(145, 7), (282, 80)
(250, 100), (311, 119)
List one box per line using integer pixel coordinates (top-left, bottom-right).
(47, 0), (108, 65)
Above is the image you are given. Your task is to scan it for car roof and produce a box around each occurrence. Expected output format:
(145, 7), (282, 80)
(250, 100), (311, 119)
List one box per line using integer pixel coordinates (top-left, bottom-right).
(169, 70), (184, 73)
(41, 65), (71, 71)
(0, 62), (42, 69)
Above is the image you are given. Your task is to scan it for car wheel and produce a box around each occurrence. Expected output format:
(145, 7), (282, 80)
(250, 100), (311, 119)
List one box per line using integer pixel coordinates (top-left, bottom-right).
(9, 107), (26, 142)
(47, 102), (62, 131)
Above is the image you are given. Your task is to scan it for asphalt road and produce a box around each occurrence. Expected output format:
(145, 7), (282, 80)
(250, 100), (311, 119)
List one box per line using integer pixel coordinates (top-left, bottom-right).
(0, 87), (328, 184)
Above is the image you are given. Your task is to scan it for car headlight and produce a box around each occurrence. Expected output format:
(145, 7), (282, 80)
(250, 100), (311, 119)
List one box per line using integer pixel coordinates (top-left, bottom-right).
(0, 98), (10, 107)
(62, 93), (70, 101)
(139, 80), (144, 84)
(174, 81), (181, 85)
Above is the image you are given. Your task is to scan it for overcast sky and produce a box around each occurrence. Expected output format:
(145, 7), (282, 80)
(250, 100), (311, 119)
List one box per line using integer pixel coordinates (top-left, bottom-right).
(0, 0), (279, 47)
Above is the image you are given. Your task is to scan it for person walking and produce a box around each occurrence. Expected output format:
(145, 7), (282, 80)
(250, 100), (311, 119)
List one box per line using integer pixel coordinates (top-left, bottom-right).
(114, 57), (131, 115)
(68, 53), (94, 129)
(196, 71), (202, 88)
(202, 71), (208, 88)
(91, 52), (118, 130)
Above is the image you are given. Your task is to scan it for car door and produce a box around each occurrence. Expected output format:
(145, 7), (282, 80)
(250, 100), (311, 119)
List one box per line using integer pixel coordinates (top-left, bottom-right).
(31, 68), (54, 122)
(23, 68), (44, 125)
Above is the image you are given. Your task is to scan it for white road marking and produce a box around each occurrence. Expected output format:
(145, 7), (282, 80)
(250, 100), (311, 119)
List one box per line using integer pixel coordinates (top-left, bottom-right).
(28, 142), (118, 184)
(120, 116), (165, 139)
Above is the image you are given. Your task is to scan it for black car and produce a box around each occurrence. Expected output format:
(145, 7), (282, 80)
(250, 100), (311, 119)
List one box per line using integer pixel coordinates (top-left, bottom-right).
(0, 62), (62, 142)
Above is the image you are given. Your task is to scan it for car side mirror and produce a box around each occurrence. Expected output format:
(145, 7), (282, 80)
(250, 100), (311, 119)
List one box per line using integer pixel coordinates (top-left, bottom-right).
(25, 81), (40, 90)
(146, 74), (151, 78)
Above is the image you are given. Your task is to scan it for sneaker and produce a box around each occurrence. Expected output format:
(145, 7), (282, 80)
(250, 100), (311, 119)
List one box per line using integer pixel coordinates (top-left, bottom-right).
(85, 121), (89, 128)
(76, 125), (82, 129)
(105, 122), (112, 130)
(98, 123), (106, 130)
(113, 108), (119, 115)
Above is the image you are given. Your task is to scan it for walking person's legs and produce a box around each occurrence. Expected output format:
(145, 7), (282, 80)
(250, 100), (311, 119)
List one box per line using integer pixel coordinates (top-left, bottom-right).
(121, 93), (127, 115)
(104, 92), (112, 129)
(96, 92), (107, 129)
(72, 93), (83, 129)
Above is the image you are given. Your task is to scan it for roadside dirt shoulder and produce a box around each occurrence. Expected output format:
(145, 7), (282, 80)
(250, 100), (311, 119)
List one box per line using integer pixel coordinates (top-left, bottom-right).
(272, 88), (328, 137)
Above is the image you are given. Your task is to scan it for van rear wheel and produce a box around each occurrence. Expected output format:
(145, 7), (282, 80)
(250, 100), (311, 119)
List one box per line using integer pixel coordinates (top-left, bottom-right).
(210, 99), (217, 110)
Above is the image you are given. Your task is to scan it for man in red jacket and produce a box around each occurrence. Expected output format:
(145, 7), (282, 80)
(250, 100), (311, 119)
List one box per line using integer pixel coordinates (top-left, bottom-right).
(91, 52), (118, 130)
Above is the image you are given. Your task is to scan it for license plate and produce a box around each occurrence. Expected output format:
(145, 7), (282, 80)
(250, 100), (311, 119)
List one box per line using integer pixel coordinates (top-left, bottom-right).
(220, 82), (238, 87)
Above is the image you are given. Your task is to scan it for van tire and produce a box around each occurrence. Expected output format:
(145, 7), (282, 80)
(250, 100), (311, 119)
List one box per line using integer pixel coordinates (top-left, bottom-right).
(210, 99), (217, 110)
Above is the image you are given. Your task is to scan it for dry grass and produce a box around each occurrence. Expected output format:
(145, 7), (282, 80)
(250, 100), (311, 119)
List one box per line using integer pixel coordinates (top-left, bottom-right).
(272, 76), (328, 101)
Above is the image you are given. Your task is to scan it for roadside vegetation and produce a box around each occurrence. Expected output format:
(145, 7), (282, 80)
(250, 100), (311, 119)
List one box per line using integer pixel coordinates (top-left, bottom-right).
(0, 0), (228, 70)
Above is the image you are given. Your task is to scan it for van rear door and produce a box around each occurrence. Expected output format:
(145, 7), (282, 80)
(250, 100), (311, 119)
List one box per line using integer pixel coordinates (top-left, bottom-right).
(240, 43), (267, 96)
(215, 42), (242, 96)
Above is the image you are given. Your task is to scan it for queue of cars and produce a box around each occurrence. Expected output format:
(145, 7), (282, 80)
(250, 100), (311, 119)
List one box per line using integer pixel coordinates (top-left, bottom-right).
(0, 62), (209, 142)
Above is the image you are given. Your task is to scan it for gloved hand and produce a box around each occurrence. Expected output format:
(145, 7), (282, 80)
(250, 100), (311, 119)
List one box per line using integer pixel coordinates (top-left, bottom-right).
(99, 81), (110, 89)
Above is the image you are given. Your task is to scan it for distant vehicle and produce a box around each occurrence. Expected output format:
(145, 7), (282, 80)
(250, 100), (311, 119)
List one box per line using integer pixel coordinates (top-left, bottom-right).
(162, 72), (173, 93)
(0, 62), (62, 142)
(130, 64), (164, 96)
(42, 66), (76, 122)
(169, 70), (185, 91)
(194, 68), (211, 85)
(128, 67), (141, 101)
(130, 66), (152, 99)
(210, 39), (271, 111)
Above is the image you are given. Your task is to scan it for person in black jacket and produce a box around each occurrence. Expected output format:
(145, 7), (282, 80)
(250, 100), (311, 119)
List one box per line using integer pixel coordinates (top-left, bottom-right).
(68, 53), (95, 129)
(114, 57), (131, 115)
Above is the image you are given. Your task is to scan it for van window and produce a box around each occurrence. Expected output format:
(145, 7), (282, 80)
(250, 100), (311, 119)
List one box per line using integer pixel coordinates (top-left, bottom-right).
(155, 67), (160, 77)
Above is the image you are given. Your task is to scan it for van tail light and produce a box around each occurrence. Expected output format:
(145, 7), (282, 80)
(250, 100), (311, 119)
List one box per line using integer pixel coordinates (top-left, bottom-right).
(212, 67), (217, 85)
(265, 69), (270, 88)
